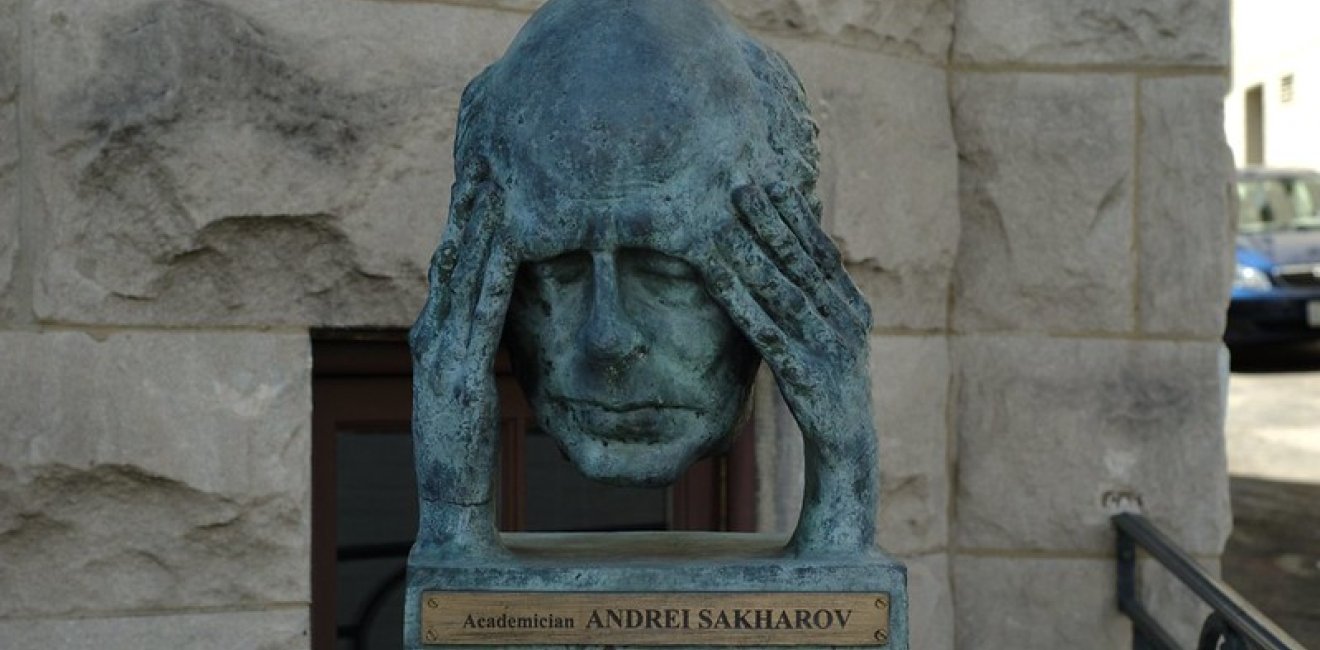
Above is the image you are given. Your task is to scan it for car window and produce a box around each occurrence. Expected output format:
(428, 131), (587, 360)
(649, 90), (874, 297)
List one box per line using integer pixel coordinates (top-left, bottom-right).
(1237, 176), (1320, 233)
(1296, 182), (1320, 225)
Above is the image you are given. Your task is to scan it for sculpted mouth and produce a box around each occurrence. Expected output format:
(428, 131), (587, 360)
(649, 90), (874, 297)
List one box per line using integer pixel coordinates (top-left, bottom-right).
(549, 394), (702, 414)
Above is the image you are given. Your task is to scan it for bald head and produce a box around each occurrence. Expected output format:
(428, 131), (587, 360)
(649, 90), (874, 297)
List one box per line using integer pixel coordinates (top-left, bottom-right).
(490, 0), (757, 196)
(452, 0), (819, 257)
(452, 0), (821, 486)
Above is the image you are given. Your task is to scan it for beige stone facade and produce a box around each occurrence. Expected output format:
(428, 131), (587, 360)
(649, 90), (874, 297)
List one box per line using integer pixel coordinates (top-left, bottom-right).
(1224, 0), (1320, 170)
(0, 0), (1233, 648)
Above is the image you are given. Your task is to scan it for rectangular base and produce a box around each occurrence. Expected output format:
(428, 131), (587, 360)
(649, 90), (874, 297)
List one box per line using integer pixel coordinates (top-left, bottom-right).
(405, 533), (908, 650)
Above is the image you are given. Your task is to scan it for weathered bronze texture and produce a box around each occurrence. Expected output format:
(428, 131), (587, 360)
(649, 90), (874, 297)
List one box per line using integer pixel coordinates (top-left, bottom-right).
(405, 2), (905, 643)
(409, 0), (879, 563)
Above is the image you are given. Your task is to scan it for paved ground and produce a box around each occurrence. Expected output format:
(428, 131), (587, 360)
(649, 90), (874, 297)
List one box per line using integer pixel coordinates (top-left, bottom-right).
(1223, 342), (1320, 646)
(1227, 345), (1320, 483)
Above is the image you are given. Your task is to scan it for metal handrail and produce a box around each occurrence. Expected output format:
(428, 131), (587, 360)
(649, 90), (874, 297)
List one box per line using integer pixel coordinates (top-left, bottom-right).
(1113, 513), (1309, 650)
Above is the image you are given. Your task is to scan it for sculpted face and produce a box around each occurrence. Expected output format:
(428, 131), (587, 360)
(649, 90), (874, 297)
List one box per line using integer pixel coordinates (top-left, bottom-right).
(503, 209), (759, 487)
(473, 0), (798, 486)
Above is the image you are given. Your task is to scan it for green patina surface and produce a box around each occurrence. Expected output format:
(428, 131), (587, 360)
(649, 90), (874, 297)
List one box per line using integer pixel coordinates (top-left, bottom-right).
(407, 0), (905, 647)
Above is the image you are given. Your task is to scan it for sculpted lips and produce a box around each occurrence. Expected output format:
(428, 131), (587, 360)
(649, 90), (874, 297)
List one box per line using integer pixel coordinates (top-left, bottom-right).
(550, 394), (703, 415)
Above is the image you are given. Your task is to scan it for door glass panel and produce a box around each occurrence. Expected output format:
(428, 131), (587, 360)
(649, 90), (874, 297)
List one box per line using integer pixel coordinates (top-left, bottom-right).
(523, 428), (669, 532)
(336, 429), (415, 650)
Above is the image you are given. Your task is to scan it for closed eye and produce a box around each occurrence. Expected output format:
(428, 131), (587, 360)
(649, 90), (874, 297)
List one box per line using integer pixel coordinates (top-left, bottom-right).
(623, 248), (698, 281)
(526, 251), (591, 284)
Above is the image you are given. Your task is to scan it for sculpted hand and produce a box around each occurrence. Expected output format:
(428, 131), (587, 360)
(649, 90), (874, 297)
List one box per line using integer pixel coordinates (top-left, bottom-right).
(409, 161), (518, 561)
(698, 182), (878, 556)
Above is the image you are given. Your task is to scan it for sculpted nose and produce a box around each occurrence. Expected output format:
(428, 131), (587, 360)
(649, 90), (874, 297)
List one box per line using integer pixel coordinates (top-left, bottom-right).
(580, 255), (647, 366)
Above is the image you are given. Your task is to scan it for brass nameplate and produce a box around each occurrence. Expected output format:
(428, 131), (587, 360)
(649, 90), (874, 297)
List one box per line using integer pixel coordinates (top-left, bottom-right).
(421, 592), (891, 646)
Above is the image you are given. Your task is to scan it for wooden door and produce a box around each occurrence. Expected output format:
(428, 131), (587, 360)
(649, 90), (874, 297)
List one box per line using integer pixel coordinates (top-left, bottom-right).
(310, 333), (755, 649)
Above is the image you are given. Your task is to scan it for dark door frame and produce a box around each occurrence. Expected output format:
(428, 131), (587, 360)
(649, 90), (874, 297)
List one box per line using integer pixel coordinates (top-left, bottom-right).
(309, 330), (757, 649)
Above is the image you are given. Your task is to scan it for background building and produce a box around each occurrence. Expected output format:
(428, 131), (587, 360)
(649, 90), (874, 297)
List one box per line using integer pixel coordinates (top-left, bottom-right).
(0, 0), (1234, 648)
(1225, 0), (1320, 169)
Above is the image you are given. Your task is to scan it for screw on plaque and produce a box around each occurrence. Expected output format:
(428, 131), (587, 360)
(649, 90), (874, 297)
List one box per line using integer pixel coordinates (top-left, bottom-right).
(427, 596), (440, 608)
(425, 628), (440, 643)
(874, 629), (890, 644)
(874, 595), (890, 611)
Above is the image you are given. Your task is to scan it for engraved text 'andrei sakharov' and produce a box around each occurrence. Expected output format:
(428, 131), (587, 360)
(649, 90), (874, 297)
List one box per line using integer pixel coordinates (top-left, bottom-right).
(421, 593), (893, 646)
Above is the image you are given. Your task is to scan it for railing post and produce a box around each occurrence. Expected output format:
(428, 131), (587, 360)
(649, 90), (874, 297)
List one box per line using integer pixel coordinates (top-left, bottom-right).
(1116, 527), (1150, 650)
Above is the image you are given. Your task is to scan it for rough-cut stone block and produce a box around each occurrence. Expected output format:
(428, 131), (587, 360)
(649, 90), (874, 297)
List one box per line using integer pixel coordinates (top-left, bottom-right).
(780, 43), (957, 331)
(0, 0), (15, 107)
(729, 0), (952, 62)
(954, 0), (1230, 66)
(953, 557), (1129, 648)
(953, 556), (1217, 649)
(30, 0), (524, 326)
(0, 608), (309, 650)
(903, 554), (954, 650)
(31, 0), (954, 331)
(0, 332), (311, 618)
(872, 336), (949, 555)
(1139, 76), (1235, 337)
(953, 73), (1135, 334)
(435, 0), (955, 62)
(953, 336), (1231, 555)
(0, 0), (19, 323)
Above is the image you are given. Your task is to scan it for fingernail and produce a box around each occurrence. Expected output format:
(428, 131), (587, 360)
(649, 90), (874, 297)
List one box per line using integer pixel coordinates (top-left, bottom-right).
(768, 181), (791, 202)
(439, 244), (459, 270)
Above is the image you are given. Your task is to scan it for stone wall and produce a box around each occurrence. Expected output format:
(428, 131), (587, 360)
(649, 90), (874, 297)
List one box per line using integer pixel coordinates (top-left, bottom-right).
(0, 0), (1232, 648)
(949, 1), (1234, 646)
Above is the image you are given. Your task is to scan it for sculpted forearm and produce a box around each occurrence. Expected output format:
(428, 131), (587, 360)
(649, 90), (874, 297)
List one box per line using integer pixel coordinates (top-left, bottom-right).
(791, 422), (879, 555)
(410, 167), (515, 558)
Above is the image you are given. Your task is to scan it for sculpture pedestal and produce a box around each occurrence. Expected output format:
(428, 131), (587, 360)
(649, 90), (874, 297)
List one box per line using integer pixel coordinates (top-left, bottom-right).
(405, 532), (908, 650)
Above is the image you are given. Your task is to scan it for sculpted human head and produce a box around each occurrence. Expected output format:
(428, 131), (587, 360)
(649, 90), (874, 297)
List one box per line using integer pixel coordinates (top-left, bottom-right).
(456, 0), (820, 486)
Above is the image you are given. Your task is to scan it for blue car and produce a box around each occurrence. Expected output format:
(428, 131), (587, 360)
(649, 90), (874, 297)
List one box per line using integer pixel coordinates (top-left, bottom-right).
(1227, 168), (1320, 346)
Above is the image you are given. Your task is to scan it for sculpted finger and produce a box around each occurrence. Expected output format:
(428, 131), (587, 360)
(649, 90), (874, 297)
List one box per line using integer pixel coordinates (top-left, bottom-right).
(412, 223), (469, 364)
(715, 223), (834, 344)
(733, 185), (833, 291)
(445, 184), (503, 330)
(468, 242), (519, 367)
(769, 184), (873, 329)
(835, 262), (872, 331)
(768, 182), (840, 269)
(435, 162), (490, 288)
(411, 162), (491, 360)
(741, 183), (864, 331)
(700, 262), (814, 391)
(448, 158), (488, 230)
(409, 241), (458, 362)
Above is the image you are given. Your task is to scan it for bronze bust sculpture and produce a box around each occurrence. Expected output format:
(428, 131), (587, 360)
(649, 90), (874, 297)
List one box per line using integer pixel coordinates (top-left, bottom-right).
(411, 0), (877, 560)
(407, 2), (905, 647)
